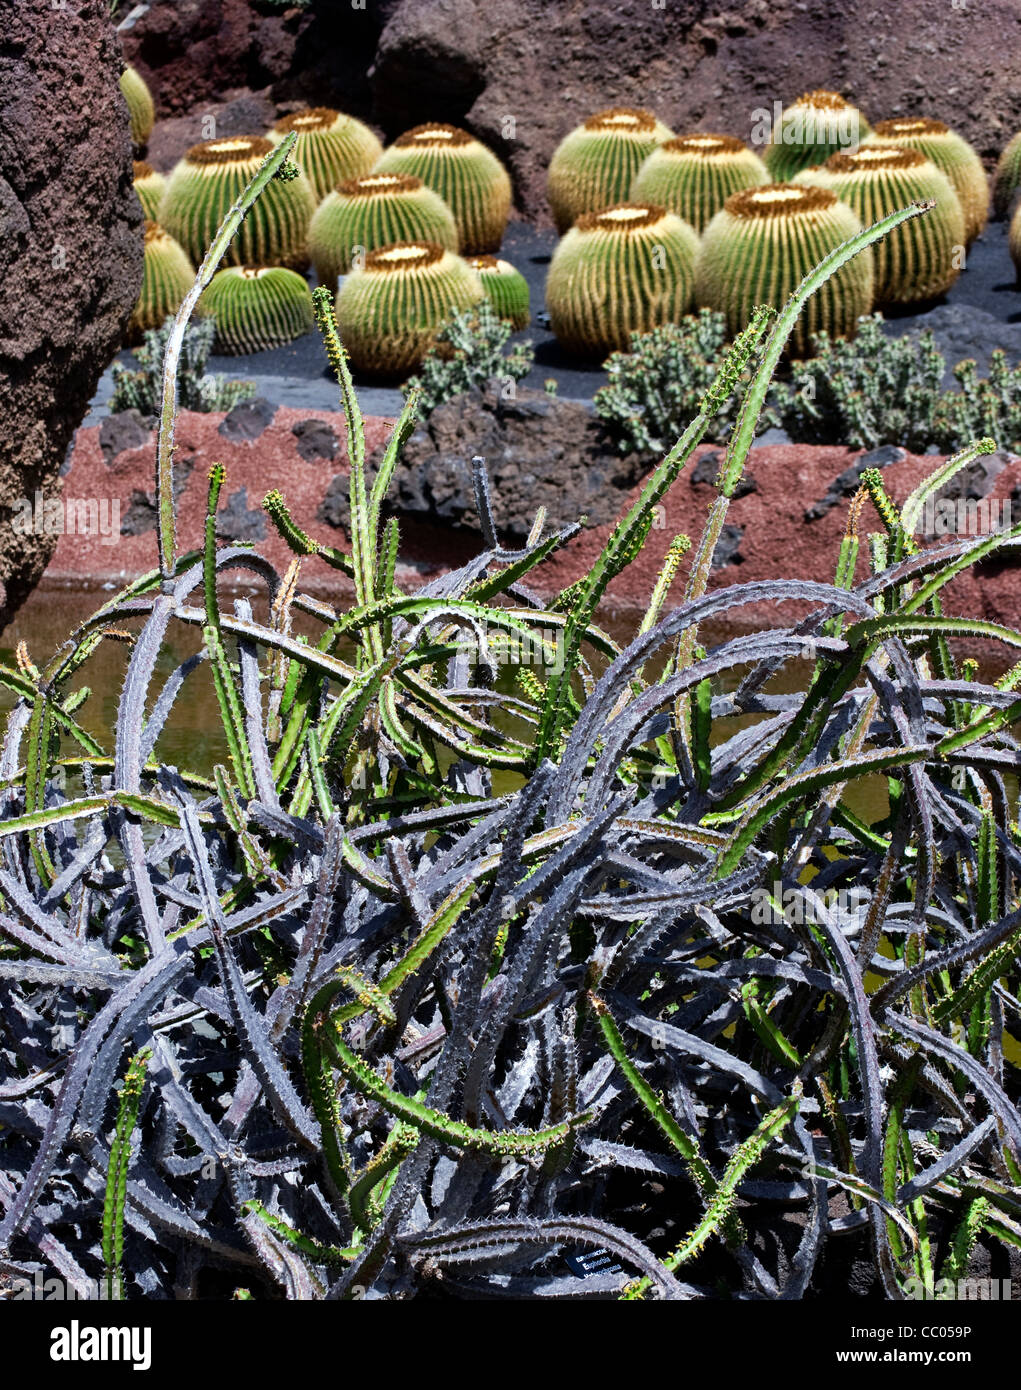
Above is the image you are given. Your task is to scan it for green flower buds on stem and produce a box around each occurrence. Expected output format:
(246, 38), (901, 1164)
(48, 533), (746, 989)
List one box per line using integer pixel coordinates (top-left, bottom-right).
(547, 106), (674, 234)
(546, 202), (699, 358)
(268, 107), (384, 201)
(308, 172), (458, 288)
(695, 183), (874, 358)
(631, 133), (769, 233)
(373, 123), (512, 254)
(794, 144), (965, 305)
(159, 136), (317, 270)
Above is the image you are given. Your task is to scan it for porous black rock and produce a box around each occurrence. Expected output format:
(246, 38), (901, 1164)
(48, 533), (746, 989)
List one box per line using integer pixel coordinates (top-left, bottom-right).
(218, 396), (277, 443)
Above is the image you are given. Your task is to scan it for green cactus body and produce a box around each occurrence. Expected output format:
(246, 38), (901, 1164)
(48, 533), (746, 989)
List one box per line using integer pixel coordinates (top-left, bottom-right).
(466, 254), (530, 329)
(545, 203), (699, 358)
(158, 137), (317, 271)
(128, 222), (196, 343)
(335, 241), (485, 374)
(994, 130), (1021, 219)
(764, 90), (870, 181)
(630, 133), (769, 234)
(547, 107), (674, 234)
(794, 145), (965, 305)
(373, 125), (511, 254)
(197, 265), (315, 355)
(1008, 202), (1021, 284)
(307, 173), (458, 288)
(865, 118), (988, 245)
(268, 108), (384, 202)
(120, 66), (154, 149)
(695, 184), (873, 358)
(133, 161), (166, 221)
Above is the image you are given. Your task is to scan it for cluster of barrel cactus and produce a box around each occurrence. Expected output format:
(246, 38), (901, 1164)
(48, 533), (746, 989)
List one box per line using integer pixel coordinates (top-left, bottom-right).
(542, 94), (1002, 361)
(126, 97), (531, 371)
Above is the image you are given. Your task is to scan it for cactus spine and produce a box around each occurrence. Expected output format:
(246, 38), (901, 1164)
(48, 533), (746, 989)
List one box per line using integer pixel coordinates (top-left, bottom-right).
(307, 173), (458, 288)
(198, 265), (315, 355)
(158, 137), (317, 271)
(865, 118), (988, 245)
(795, 145), (965, 304)
(545, 203), (699, 358)
(268, 108), (384, 201)
(335, 241), (485, 374)
(133, 161), (166, 221)
(120, 66), (155, 150)
(466, 255), (530, 329)
(547, 107), (674, 234)
(764, 90), (870, 181)
(128, 222), (196, 343)
(993, 129), (1021, 218)
(631, 133), (769, 233)
(695, 184), (873, 358)
(373, 125), (512, 254)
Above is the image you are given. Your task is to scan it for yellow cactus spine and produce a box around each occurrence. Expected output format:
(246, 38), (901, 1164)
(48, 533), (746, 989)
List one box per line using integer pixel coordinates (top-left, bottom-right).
(764, 90), (870, 181)
(631, 133), (769, 233)
(866, 118), (988, 245)
(307, 173), (458, 287)
(268, 108), (384, 201)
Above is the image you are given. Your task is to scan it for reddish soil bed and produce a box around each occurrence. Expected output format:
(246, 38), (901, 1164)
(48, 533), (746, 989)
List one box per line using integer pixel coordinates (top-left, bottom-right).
(49, 408), (1021, 651)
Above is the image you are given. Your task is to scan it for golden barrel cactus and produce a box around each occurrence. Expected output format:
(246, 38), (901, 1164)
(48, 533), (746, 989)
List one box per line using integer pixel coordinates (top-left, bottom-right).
(631, 133), (769, 233)
(545, 203), (699, 358)
(120, 65), (155, 150)
(695, 184), (873, 358)
(373, 125), (512, 254)
(198, 266), (315, 355)
(307, 173), (458, 288)
(864, 118), (988, 245)
(547, 107), (674, 234)
(764, 90), (869, 181)
(335, 241), (485, 374)
(133, 161), (165, 221)
(466, 255), (530, 329)
(158, 137), (317, 271)
(128, 222), (195, 343)
(268, 108), (384, 201)
(795, 145), (965, 304)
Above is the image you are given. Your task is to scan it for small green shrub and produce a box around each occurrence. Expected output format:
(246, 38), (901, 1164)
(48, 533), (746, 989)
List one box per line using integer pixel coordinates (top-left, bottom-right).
(934, 351), (1021, 454)
(110, 315), (257, 415)
(593, 310), (766, 455)
(769, 313), (945, 451)
(403, 299), (534, 415)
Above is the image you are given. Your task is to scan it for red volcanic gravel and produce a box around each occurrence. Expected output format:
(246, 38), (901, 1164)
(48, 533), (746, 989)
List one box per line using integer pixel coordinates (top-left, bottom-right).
(49, 410), (1021, 649)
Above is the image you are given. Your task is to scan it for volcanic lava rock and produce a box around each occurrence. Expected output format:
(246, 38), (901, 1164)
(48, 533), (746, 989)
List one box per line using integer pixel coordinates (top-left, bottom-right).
(0, 0), (143, 629)
(318, 382), (648, 540)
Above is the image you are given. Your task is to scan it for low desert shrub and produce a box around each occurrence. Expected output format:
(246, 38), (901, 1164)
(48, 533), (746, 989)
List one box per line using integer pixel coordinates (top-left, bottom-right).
(403, 299), (534, 415)
(110, 315), (257, 415)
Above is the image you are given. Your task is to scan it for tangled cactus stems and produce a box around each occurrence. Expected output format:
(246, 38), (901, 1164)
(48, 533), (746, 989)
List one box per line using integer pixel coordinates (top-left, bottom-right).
(334, 240), (485, 374)
(158, 137), (317, 271)
(546, 203), (699, 358)
(132, 161), (165, 221)
(120, 65), (154, 150)
(631, 133), (769, 234)
(127, 221), (196, 344)
(993, 128), (1021, 218)
(466, 254), (531, 329)
(307, 172), (458, 288)
(268, 107), (384, 201)
(198, 265), (315, 355)
(795, 145), (965, 304)
(373, 124), (512, 254)
(864, 118), (988, 245)
(763, 90), (869, 181)
(547, 107), (674, 234)
(695, 184), (873, 357)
